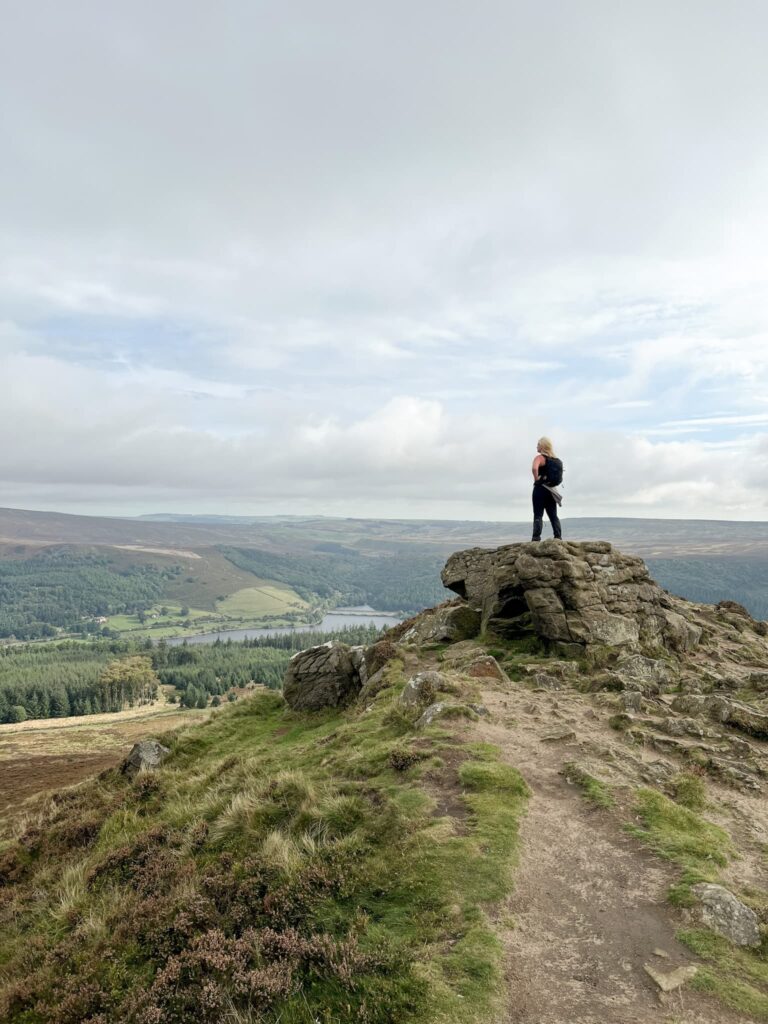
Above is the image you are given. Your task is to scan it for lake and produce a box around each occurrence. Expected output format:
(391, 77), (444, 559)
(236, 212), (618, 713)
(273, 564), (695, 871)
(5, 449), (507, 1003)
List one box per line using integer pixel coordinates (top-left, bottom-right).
(166, 607), (402, 646)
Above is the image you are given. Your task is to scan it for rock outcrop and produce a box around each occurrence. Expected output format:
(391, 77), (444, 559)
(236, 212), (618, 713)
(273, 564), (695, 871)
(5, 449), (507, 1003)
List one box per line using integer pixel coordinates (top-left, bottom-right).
(692, 883), (761, 947)
(283, 641), (366, 711)
(441, 540), (702, 652)
(122, 739), (170, 775)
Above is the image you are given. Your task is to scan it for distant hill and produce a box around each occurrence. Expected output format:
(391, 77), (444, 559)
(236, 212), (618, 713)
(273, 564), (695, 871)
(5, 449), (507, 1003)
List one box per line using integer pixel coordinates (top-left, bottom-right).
(0, 508), (765, 633)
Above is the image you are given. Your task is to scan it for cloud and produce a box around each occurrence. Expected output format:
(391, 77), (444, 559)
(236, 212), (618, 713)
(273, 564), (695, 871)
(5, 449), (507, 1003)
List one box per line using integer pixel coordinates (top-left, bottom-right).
(0, 2), (767, 518)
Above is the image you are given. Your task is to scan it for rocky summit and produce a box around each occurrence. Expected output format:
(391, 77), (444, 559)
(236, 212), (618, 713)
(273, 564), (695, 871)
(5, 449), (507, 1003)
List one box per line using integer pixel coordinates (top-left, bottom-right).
(442, 539), (703, 651)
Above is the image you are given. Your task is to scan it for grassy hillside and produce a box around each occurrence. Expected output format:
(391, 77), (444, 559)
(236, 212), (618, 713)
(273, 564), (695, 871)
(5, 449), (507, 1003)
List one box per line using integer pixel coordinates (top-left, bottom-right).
(0, 671), (527, 1024)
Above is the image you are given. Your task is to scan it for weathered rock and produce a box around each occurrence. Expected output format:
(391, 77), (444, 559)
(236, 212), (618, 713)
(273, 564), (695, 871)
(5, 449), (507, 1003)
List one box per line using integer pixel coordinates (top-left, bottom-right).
(540, 728), (577, 743)
(614, 654), (675, 694)
(400, 671), (445, 708)
(671, 694), (711, 715)
(357, 664), (390, 703)
(441, 541), (700, 653)
(709, 696), (768, 739)
(619, 691), (644, 712)
(122, 739), (170, 775)
(643, 963), (698, 992)
(400, 602), (481, 645)
(283, 642), (362, 711)
(415, 701), (474, 729)
(363, 639), (399, 678)
(692, 883), (761, 946)
(466, 655), (509, 683)
(529, 672), (563, 690)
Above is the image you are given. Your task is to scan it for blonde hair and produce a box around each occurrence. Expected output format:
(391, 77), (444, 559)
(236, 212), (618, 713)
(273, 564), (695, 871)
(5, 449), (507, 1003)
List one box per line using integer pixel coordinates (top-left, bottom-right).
(537, 437), (556, 458)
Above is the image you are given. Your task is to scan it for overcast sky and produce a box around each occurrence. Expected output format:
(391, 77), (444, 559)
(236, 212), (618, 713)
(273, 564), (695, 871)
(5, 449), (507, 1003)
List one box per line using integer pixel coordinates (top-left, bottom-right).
(2, 1), (767, 522)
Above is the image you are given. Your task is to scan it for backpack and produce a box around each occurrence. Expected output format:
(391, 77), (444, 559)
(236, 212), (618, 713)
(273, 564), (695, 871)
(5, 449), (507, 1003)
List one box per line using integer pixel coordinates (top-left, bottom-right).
(542, 456), (563, 486)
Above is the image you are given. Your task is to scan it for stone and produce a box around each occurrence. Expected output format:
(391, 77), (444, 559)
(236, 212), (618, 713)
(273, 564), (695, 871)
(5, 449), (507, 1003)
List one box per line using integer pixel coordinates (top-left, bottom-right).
(619, 691), (643, 712)
(692, 883), (761, 946)
(415, 701), (472, 729)
(440, 541), (700, 653)
(122, 739), (170, 775)
(540, 728), (577, 743)
(466, 655), (509, 683)
(283, 641), (362, 711)
(614, 654), (675, 694)
(363, 639), (399, 678)
(400, 671), (445, 708)
(709, 697), (768, 740)
(643, 963), (698, 992)
(400, 602), (481, 645)
(529, 672), (563, 690)
(748, 671), (768, 691)
(357, 665), (390, 703)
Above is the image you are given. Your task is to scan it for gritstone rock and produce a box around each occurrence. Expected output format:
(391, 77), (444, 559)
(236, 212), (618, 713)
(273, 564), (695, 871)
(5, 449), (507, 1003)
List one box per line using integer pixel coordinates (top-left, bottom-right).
(643, 963), (698, 992)
(692, 883), (761, 947)
(441, 541), (702, 653)
(466, 655), (509, 683)
(283, 641), (363, 711)
(400, 671), (445, 707)
(399, 603), (481, 644)
(415, 701), (477, 729)
(122, 739), (170, 775)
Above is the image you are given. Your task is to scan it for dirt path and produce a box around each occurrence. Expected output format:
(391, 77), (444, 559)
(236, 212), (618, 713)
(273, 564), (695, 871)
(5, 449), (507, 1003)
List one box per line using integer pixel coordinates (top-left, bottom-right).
(474, 685), (745, 1024)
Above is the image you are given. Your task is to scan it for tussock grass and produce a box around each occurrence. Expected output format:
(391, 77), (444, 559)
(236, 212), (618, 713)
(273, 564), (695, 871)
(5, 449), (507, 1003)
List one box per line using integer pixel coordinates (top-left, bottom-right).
(627, 787), (734, 905)
(0, 679), (528, 1024)
(562, 762), (614, 808)
(681, 929), (768, 1020)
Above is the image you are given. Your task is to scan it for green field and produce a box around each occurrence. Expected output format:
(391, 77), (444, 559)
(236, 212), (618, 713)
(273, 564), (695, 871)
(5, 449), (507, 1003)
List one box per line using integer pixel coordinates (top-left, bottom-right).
(216, 582), (309, 618)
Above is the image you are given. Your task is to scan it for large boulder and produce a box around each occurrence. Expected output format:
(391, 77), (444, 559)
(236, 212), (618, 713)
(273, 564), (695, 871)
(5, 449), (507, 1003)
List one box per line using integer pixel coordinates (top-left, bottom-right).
(399, 602), (481, 645)
(283, 641), (363, 711)
(441, 541), (699, 653)
(692, 883), (761, 946)
(122, 739), (170, 775)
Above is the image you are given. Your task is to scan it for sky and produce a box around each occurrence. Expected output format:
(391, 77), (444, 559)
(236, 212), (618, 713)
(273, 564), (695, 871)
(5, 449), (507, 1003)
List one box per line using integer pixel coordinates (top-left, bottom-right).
(1, 0), (767, 522)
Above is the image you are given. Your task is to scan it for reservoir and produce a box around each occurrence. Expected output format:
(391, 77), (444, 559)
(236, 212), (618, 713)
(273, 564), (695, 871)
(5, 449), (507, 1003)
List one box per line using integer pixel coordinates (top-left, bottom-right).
(166, 606), (402, 646)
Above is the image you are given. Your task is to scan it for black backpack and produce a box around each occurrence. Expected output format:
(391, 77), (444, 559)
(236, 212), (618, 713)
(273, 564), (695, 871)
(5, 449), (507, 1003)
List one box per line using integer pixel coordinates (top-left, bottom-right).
(542, 456), (563, 486)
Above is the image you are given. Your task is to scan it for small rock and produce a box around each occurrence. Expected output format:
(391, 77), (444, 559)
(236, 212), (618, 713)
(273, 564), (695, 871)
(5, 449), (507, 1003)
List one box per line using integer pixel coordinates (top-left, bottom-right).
(619, 691), (643, 712)
(415, 701), (474, 729)
(692, 883), (761, 946)
(466, 655), (510, 683)
(540, 728), (577, 743)
(467, 703), (490, 717)
(644, 963), (698, 992)
(122, 739), (170, 775)
(653, 948), (670, 959)
(400, 670), (445, 708)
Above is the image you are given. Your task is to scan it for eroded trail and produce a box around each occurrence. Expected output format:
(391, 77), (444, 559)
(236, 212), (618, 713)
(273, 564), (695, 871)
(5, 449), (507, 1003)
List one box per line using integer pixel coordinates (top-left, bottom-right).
(475, 686), (744, 1024)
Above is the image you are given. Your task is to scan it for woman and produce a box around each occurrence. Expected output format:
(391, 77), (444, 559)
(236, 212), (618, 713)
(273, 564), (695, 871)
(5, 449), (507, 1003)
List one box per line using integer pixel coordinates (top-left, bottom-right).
(531, 437), (563, 542)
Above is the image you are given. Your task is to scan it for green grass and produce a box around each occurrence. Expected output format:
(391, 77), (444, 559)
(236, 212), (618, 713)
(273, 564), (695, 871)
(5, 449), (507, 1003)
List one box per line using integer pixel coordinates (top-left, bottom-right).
(626, 787), (734, 905)
(680, 929), (768, 1020)
(217, 582), (309, 618)
(0, 676), (529, 1023)
(562, 762), (614, 808)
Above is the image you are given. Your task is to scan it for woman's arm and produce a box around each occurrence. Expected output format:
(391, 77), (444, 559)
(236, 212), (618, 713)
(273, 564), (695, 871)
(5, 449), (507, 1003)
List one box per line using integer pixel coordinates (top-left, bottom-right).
(532, 454), (545, 480)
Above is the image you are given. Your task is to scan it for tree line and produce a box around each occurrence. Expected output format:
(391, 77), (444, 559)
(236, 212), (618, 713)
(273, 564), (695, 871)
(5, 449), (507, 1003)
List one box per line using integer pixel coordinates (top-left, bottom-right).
(220, 545), (447, 612)
(0, 549), (177, 639)
(0, 624), (382, 723)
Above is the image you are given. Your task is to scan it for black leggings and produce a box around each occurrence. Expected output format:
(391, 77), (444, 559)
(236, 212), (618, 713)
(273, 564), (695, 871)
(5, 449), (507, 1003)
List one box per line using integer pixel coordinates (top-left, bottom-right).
(532, 484), (561, 541)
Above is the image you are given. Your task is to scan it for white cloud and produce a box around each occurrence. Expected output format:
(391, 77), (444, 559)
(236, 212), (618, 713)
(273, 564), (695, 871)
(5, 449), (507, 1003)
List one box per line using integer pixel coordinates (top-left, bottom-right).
(0, 2), (768, 518)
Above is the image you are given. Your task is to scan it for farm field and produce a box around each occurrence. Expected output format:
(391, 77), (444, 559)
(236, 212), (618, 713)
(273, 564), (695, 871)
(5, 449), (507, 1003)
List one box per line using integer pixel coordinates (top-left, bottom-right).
(215, 581), (309, 618)
(0, 700), (211, 838)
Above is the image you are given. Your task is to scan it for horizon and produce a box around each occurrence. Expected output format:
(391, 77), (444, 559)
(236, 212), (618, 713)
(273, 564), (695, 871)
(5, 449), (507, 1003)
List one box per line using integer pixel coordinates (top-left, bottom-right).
(2, 502), (768, 528)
